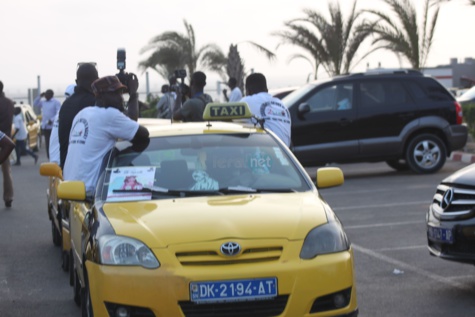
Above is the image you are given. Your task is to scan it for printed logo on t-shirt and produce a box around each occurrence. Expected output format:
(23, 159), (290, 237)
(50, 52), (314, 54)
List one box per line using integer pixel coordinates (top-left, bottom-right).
(259, 101), (290, 123)
(70, 118), (89, 145)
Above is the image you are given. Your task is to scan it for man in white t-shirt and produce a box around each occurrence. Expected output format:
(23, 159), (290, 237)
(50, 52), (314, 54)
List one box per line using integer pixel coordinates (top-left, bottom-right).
(63, 75), (149, 194)
(12, 107), (38, 165)
(240, 73), (291, 147)
(223, 77), (243, 102)
(49, 84), (76, 165)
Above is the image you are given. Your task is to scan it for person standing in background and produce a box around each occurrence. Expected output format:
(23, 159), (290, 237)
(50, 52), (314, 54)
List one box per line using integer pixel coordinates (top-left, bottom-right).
(156, 84), (174, 119)
(172, 71), (213, 122)
(240, 73), (291, 147)
(12, 107), (38, 166)
(0, 131), (15, 165)
(34, 89), (61, 159)
(49, 84), (75, 165)
(0, 81), (15, 207)
(58, 63), (98, 169)
(223, 77), (242, 102)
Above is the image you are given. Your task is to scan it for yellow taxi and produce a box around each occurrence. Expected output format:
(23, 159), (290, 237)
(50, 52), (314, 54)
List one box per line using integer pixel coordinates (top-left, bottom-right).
(39, 118), (171, 299)
(56, 103), (358, 317)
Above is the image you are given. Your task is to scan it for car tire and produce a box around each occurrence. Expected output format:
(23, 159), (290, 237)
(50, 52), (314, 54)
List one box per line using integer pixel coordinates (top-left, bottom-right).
(69, 250), (74, 286)
(52, 221), (61, 247)
(61, 251), (69, 272)
(406, 134), (446, 174)
(73, 268), (81, 307)
(81, 270), (93, 317)
(386, 159), (410, 171)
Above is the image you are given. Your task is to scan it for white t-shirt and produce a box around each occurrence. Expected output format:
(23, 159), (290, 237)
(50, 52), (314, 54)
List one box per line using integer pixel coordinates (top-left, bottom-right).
(49, 114), (60, 164)
(240, 92), (291, 147)
(229, 87), (243, 102)
(13, 114), (28, 141)
(63, 106), (140, 193)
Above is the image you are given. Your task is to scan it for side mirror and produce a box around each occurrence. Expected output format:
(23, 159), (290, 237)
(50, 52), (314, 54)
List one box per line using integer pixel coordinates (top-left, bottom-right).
(57, 181), (87, 201)
(316, 167), (344, 189)
(297, 103), (310, 117)
(39, 162), (63, 180)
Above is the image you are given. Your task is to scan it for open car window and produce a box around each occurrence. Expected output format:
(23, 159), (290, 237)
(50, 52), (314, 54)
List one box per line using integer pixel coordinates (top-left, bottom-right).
(99, 134), (311, 202)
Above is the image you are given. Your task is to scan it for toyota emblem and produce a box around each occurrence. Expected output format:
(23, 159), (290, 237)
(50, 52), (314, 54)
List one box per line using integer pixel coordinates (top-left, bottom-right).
(440, 188), (454, 210)
(220, 242), (241, 256)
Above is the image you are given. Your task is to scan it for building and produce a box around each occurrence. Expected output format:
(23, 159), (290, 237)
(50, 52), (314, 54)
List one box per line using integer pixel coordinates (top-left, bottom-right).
(423, 57), (475, 90)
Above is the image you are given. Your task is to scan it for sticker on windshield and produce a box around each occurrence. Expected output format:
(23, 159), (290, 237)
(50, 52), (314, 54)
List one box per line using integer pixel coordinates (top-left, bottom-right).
(107, 167), (156, 202)
(247, 148), (271, 175)
(273, 147), (289, 166)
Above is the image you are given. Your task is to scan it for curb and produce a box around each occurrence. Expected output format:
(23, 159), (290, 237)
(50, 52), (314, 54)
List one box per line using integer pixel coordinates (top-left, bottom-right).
(450, 151), (475, 163)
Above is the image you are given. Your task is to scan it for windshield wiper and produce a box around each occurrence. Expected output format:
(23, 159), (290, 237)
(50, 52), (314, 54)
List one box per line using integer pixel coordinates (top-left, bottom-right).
(114, 188), (224, 198)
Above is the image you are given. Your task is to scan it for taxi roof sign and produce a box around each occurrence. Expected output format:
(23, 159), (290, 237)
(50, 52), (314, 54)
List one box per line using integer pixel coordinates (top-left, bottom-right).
(203, 102), (253, 121)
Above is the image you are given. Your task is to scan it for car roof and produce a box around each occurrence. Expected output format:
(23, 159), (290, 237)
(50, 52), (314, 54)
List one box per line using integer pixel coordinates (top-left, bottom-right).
(145, 120), (264, 138)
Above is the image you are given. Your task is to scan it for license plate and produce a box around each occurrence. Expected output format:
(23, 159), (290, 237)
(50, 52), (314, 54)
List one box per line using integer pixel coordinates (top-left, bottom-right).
(190, 277), (277, 303)
(427, 226), (454, 244)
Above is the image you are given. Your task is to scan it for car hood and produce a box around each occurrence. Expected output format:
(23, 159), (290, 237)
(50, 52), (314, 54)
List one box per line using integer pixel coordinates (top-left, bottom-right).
(102, 192), (329, 248)
(442, 163), (475, 187)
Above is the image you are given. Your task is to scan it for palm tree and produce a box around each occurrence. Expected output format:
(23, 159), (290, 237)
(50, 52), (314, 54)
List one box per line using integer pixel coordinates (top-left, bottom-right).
(272, 0), (373, 79)
(139, 19), (226, 82)
(221, 42), (276, 92)
(361, 0), (442, 70)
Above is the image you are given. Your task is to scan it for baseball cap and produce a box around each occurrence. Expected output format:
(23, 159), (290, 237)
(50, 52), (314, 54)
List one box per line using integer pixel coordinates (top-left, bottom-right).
(91, 76), (127, 96)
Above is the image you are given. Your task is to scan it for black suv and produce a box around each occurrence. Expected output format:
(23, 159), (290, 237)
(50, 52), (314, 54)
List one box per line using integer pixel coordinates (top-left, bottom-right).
(282, 69), (468, 173)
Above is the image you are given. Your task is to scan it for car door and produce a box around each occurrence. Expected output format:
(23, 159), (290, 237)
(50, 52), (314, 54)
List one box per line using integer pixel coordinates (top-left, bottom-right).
(355, 78), (415, 157)
(288, 81), (357, 165)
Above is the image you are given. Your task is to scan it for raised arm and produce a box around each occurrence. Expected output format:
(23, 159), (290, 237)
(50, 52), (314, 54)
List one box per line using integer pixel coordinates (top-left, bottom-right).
(126, 73), (139, 121)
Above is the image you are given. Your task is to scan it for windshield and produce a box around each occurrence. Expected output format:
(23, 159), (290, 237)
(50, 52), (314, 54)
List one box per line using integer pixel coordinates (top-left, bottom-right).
(282, 83), (316, 108)
(99, 133), (312, 202)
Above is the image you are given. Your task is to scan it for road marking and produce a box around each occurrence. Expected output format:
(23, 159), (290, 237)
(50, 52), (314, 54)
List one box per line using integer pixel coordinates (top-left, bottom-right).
(352, 244), (472, 291)
(334, 201), (429, 211)
(375, 245), (427, 252)
(345, 220), (421, 229)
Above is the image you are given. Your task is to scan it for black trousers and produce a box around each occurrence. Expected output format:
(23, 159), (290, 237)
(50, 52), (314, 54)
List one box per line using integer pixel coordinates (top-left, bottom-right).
(42, 128), (52, 159)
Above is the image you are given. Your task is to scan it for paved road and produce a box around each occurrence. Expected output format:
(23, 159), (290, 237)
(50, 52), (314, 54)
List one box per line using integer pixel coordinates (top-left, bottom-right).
(319, 161), (475, 317)
(1, 147), (474, 316)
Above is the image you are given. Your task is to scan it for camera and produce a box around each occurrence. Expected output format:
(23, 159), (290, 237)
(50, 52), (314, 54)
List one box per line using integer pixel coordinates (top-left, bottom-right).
(116, 48), (133, 91)
(174, 69), (187, 80)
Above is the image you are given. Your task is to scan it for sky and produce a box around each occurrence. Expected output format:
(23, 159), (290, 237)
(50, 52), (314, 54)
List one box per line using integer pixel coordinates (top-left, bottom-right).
(1, 0), (474, 102)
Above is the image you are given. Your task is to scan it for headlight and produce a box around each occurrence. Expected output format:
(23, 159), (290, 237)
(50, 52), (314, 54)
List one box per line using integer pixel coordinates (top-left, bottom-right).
(300, 222), (350, 259)
(98, 235), (160, 269)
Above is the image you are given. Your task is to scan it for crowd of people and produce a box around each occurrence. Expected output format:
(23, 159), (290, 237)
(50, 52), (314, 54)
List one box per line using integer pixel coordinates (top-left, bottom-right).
(0, 65), (291, 208)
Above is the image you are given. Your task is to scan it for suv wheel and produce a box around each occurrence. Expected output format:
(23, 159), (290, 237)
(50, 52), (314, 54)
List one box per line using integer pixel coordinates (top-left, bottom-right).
(406, 134), (446, 174)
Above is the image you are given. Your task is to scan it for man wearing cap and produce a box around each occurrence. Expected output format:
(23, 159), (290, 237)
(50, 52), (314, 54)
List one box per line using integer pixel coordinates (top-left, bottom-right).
(63, 75), (149, 195)
(172, 71), (213, 122)
(34, 89), (61, 159)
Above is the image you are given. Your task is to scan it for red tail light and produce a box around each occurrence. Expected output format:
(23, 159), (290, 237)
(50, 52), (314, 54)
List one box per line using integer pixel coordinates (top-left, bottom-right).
(454, 101), (463, 125)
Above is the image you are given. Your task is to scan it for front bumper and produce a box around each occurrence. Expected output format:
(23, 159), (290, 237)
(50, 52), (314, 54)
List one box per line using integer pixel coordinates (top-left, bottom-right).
(86, 246), (357, 317)
(426, 206), (475, 264)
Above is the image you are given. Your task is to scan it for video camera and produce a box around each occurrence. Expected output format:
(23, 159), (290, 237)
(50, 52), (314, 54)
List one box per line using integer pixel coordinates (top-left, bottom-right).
(170, 69), (187, 94)
(174, 69), (187, 80)
(116, 48), (134, 92)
